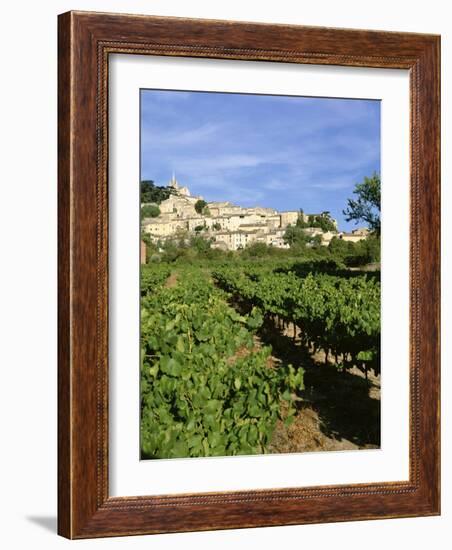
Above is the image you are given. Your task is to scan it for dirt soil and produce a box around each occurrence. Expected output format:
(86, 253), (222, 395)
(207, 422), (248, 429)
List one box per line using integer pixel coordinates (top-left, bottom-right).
(269, 403), (360, 454)
(263, 318), (381, 454)
(164, 272), (179, 288)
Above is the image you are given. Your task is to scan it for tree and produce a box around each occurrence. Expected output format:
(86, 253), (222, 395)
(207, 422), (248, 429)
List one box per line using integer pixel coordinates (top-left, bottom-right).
(141, 180), (172, 204)
(297, 211), (336, 232)
(140, 231), (157, 262)
(355, 235), (381, 264)
(241, 242), (273, 258)
(189, 235), (212, 254)
(328, 234), (380, 267)
(161, 241), (182, 263)
(194, 199), (208, 214)
(296, 211), (308, 229)
(141, 204), (160, 219)
(328, 236), (351, 259)
(310, 234), (322, 248)
(312, 213), (336, 232)
(283, 225), (311, 249)
(343, 172), (381, 235)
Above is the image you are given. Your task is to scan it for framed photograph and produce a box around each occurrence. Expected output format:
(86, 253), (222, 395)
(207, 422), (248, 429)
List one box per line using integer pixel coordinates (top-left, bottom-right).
(58, 11), (440, 538)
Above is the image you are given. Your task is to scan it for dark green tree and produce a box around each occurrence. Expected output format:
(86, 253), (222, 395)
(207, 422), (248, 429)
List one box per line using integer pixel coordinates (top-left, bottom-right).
(297, 211), (336, 232)
(283, 225), (306, 247)
(355, 235), (381, 264)
(241, 242), (273, 258)
(343, 172), (381, 235)
(194, 199), (208, 214)
(141, 180), (172, 204)
(283, 225), (319, 249)
(295, 210), (308, 229)
(328, 236), (351, 260)
(189, 235), (212, 254)
(141, 204), (160, 219)
(310, 234), (323, 248)
(312, 213), (336, 232)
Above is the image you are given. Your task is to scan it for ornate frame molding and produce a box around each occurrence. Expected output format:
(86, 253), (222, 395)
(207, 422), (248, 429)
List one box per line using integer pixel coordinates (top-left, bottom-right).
(58, 11), (440, 538)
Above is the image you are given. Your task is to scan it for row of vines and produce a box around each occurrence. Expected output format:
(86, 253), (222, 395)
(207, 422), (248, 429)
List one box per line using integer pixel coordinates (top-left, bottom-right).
(140, 265), (304, 459)
(212, 264), (380, 375)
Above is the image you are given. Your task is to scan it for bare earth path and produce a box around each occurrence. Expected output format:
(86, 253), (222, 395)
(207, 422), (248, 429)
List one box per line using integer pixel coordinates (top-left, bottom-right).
(164, 271), (179, 288)
(232, 324), (381, 455)
(233, 308), (381, 455)
(167, 270), (380, 455)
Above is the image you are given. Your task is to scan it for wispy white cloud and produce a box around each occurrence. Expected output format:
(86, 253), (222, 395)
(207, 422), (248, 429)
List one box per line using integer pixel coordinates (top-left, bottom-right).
(142, 122), (223, 148)
(176, 153), (269, 174)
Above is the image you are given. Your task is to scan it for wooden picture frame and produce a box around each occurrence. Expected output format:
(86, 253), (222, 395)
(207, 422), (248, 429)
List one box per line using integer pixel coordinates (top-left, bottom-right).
(58, 11), (440, 539)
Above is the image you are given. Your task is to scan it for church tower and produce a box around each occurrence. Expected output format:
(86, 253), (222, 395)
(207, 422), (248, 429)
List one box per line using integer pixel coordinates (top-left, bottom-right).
(169, 171), (180, 191)
(168, 172), (190, 197)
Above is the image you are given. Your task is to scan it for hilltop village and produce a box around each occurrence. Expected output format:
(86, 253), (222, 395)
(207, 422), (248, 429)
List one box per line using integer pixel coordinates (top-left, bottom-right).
(141, 175), (369, 252)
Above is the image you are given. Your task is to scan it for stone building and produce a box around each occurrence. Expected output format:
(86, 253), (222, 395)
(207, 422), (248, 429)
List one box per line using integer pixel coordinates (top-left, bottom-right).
(338, 227), (370, 243)
(280, 211), (299, 227)
(141, 175), (343, 251)
(168, 172), (191, 197)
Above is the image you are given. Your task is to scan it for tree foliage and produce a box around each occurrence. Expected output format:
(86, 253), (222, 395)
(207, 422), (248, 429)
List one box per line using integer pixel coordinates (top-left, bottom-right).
(343, 173), (381, 235)
(296, 212), (336, 233)
(283, 226), (310, 248)
(328, 235), (380, 266)
(241, 242), (275, 258)
(213, 265), (380, 375)
(140, 231), (159, 263)
(141, 180), (173, 204)
(283, 226), (323, 250)
(189, 235), (213, 254)
(141, 204), (161, 219)
(195, 199), (208, 214)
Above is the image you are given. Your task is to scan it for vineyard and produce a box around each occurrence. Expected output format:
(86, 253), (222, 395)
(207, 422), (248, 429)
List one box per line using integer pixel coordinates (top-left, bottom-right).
(140, 265), (303, 458)
(140, 259), (381, 459)
(212, 263), (380, 376)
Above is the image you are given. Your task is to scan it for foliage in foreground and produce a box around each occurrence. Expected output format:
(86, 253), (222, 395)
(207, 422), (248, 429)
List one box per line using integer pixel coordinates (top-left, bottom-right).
(213, 264), (380, 375)
(140, 272), (304, 459)
(140, 264), (171, 295)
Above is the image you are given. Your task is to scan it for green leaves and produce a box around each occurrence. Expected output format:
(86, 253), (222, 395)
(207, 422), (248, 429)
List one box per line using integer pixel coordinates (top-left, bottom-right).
(246, 307), (264, 329)
(213, 265), (380, 372)
(159, 357), (182, 377)
(140, 264), (171, 296)
(148, 365), (159, 377)
(140, 259), (380, 461)
(140, 270), (301, 460)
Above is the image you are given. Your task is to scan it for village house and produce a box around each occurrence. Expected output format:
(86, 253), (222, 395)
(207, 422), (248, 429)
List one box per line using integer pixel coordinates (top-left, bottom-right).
(141, 175), (350, 251)
(338, 227), (370, 243)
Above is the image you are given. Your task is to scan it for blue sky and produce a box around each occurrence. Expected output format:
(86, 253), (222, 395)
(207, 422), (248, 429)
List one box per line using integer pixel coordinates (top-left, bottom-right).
(140, 90), (380, 231)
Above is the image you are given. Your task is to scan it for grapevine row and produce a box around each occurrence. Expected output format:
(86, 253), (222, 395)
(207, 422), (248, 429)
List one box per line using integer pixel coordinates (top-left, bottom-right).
(212, 266), (380, 373)
(140, 269), (304, 459)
